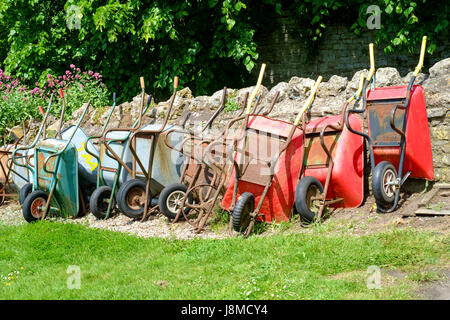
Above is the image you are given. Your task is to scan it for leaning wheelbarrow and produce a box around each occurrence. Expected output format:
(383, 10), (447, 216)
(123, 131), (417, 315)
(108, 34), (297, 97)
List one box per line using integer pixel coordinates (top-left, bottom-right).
(293, 45), (375, 222)
(157, 86), (232, 222)
(112, 76), (185, 220)
(85, 79), (153, 219)
(345, 36), (434, 213)
(221, 76), (322, 237)
(159, 64), (277, 233)
(19, 101), (91, 222)
(12, 96), (55, 205)
(0, 120), (33, 205)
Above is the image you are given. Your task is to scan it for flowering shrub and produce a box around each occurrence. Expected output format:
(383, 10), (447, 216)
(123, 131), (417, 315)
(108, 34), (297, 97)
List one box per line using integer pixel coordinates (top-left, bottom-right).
(43, 64), (110, 119)
(0, 65), (110, 138)
(0, 69), (45, 133)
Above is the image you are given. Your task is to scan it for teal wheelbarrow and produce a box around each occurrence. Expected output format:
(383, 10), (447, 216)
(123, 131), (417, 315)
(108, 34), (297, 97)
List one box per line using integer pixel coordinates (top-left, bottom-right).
(20, 101), (91, 222)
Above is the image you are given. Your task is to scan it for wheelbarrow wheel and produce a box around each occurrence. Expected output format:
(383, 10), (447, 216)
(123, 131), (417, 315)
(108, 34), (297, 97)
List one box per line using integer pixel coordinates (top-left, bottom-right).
(90, 186), (116, 219)
(19, 183), (33, 205)
(117, 179), (151, 219)
(295, 176), (324, 223)
(158, 183), (193, 220)
(22, 190), (48, 223)
(232, 192), (255, 232)
(372, 161), (397, 205)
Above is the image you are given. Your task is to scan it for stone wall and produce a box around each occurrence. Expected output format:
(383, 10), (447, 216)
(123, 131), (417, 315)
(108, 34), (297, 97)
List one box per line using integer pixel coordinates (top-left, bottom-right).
(38, 58), (449, 185)
(253, 18), (450, 87)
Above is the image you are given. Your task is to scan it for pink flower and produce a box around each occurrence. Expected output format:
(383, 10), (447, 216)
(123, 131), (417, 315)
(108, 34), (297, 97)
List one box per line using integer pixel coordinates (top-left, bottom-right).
(88, 71), (93, 76)
(2, 96), (6, 100)
(70, 64), (75, 69)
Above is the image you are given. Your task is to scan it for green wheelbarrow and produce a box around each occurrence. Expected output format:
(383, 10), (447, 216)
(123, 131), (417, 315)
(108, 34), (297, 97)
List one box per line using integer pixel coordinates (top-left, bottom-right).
(20, 101), (91, 222)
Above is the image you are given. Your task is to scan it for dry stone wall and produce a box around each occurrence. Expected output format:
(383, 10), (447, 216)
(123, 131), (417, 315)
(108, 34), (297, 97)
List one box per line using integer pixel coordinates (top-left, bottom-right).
(37, 57), (449, 184)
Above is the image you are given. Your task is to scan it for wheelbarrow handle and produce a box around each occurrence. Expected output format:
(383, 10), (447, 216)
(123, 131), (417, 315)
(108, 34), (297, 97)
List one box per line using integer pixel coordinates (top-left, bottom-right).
(246, 63), (266, 114)
(294, 75), (322, 126)
(12, 94), (54, 170)
(414, 36), (427, 77)
(201, 87), (227, 132)
(367, 43), (375, 82)
(43, 100), (91, 175)
(347, 73), (365, 103)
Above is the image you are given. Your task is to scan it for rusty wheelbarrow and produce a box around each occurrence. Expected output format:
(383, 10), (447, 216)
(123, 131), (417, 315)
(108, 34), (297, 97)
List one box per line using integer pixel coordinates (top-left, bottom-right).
(84, 80), (153, 219)
(221, 76), (322, 237)
(293, 56), (372, 222)
(0, 120), (33, 205)
(345, 36), (434, 213)
(112, 76), (185, 220)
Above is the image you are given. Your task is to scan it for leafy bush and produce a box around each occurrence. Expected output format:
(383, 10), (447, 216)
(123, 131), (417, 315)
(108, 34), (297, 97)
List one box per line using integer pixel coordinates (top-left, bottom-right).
(0, 69), (45, 133)
(0, 1), (447, 103)
(0, 65), (109, 138)
(42, 65), (110, 120)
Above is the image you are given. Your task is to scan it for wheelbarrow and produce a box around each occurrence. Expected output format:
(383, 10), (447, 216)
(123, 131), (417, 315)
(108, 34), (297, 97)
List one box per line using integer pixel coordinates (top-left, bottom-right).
(84, 79), (153, 219)
(158, 64), (278, 233)
(157, 86), (232, 223)
(0, 120), (33, 205)
(112, 76), (185, 220)
(345, 36), (434, 213)
(12, 97), (55, 205)
(293, 46), (374, 222)
(221, 76), (322, 237)
(18, 100), (91, 222)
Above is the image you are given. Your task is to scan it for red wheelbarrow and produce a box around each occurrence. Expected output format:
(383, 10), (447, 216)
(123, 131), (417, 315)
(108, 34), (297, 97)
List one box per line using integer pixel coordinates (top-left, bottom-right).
(345, 36), (434, 212)
(221, 76), (322, 236)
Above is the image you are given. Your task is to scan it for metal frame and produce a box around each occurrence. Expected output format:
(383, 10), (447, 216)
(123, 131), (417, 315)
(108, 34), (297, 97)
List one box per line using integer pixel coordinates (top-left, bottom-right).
(345, 36), (429, 213)
(84, 80), (152, 219)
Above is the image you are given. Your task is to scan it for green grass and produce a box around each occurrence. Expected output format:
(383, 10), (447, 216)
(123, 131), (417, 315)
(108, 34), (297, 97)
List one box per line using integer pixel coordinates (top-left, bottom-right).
(0, 221), (448, 299)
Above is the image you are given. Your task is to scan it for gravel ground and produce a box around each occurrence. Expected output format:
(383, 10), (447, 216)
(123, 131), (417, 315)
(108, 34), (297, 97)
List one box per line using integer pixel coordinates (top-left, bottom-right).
(1, 187), (449, 240)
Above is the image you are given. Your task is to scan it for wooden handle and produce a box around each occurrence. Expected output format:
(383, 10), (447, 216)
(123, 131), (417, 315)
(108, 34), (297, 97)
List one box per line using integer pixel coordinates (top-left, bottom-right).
(140, 77), (145, 89)
(414, 36), (427, 76)
(174, 76), (179, 89)
(367, 43), (375, 81)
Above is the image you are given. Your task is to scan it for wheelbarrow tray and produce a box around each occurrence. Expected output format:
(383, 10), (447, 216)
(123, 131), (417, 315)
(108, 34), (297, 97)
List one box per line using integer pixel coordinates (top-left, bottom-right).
(34, 139), (79, 217)
(1, 145), (33, 190)
(0, 146), (11, 184)
(221, 115), (304, 223)
(62, 126), (99, 186)
(366, 85), (434, 180)
(101, 124), (184, 195)
(303, 114), (364, 208)
(131, 124), (185, 195)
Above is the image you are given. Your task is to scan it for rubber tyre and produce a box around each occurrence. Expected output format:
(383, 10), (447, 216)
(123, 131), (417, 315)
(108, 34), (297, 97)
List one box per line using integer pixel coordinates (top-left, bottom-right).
(22, 190), (48, 223)
(90, 186), (116, 219)
(372, 161), (397, 205)
(232, 192), (255, 232)
(19, 183), (33, 205)
(158, 183), (193, 220)
(117, 179), (150, 219)
(295, 176), (324, 223)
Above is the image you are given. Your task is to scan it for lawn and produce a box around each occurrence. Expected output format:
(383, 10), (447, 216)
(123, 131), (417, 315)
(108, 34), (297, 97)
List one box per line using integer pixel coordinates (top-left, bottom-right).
(0, 221), (448, 299)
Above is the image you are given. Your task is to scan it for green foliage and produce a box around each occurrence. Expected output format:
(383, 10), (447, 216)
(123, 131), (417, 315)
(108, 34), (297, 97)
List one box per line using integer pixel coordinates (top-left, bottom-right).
(0, 65), (109, 137)
(0, 0), (447, 109)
